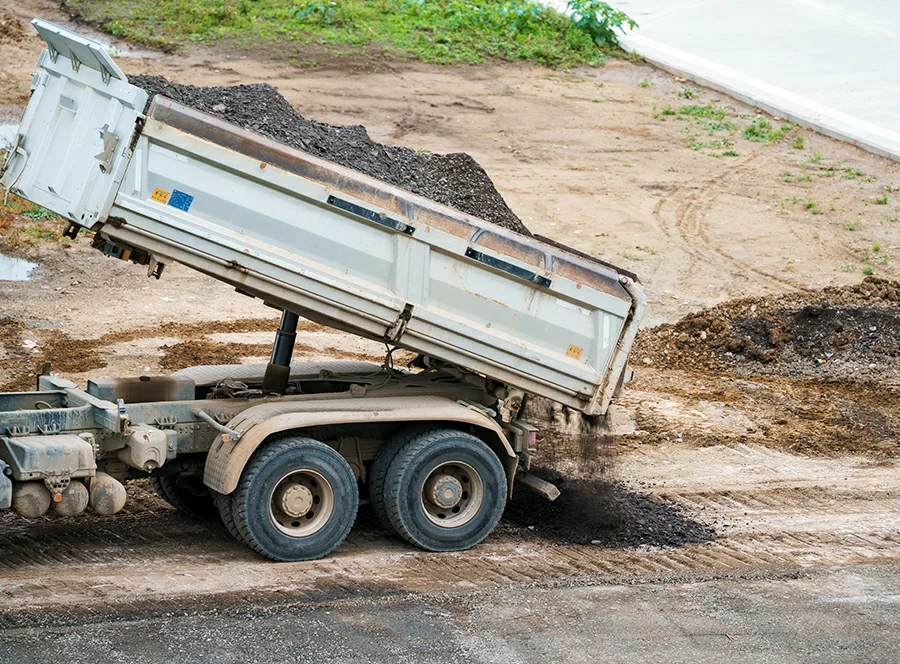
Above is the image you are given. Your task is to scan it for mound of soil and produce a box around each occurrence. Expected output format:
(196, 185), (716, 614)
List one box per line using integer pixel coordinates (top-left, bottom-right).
(636, 277), (900, 381)
(503, 470), (716, 548)
(0, 10), (25, 44)
(130, 75), (530, 236)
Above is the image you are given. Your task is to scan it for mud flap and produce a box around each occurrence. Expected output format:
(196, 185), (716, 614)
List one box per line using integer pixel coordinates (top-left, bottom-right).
(0, 461), (11, 509)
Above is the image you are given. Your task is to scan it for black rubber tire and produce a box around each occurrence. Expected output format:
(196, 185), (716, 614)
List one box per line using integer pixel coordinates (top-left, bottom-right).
(151, 475), (220, 521)
(384, 429), (506, 552)
(233, 437), (358, 562)
(214, 491), (247, 546)
(368, 425), (432, 530)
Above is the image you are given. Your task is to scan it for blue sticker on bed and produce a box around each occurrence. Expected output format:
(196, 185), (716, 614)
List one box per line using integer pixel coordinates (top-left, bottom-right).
(168, 189), (194, 212)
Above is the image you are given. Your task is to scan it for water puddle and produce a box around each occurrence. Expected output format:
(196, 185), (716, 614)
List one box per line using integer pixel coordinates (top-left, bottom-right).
(0, 254), (38, 281)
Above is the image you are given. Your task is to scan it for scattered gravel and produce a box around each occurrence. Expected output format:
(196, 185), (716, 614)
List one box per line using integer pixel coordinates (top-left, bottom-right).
(130, 75), (530, 236)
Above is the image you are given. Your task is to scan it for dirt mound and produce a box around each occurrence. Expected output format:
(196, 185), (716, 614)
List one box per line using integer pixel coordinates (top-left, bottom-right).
(636, 277), (900, 381)
(0, 10), (25, 44)
(130, 75), (529, 236)
(503, 470), (716, 547)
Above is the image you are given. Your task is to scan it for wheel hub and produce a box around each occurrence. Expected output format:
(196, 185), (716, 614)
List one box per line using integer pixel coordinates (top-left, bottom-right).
(278, 484), (313, 517)
(427, 474), (462, 508)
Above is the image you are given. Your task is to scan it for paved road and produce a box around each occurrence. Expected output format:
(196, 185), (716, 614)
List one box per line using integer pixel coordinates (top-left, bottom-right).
(548, 0), (900, 158)
(2, 563), (898, 663)
(617, 0), (900, 128)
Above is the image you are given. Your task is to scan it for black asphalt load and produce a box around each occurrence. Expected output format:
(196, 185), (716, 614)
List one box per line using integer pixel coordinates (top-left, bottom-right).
(131, 75), (531, 236)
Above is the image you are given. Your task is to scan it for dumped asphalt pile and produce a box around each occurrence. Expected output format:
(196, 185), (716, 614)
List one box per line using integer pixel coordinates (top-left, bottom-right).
(635, 277), (900, 381)
(130, 76), (530, 236)
(503, 470), (716, 548)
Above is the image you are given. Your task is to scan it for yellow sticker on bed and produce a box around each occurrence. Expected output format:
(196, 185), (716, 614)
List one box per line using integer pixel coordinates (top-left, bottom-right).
(151, 188), (171, 204)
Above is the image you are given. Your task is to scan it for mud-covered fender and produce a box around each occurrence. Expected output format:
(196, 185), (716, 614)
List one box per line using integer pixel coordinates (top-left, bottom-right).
(203, 395), (517, 496)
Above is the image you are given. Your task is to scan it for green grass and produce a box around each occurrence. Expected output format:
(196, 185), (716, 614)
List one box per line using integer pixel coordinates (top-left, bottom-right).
(678, 103), (726, 120)
(62, 0), (636, 67)
(863, 266), (875, 275)
(639, 77), (650, 88)
(778, 171), (811, 183)
(742, 117), (784, 143)
(679, 85), (697, 99)
(875, 193), (889, 205)
(807, 151), (823, 164)
(793, 135), (805, 149)
(636, 245), (656, 254)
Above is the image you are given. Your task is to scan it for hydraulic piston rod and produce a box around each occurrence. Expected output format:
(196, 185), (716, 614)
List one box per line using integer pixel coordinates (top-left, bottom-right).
(262, 310), (299, 393)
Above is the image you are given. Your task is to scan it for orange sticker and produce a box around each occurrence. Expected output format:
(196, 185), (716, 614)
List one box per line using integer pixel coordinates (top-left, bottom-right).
(566, 344), (583, 359)
(151, 187), (171, 204)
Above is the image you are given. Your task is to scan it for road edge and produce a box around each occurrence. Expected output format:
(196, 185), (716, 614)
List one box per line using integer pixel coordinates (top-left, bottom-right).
(621, 34), (900, 163)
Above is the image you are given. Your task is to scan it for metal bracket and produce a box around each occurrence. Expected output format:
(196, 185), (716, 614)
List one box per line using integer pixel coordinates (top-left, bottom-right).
(95, 124), (119, 174)
(385, 303), (414, 342)
(70, 52), (81, 73)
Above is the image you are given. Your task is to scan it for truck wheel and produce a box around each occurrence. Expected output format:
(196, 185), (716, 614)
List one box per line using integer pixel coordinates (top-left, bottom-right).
(384, 429), (506, 552)
(214, 491), (247, 546)
(232, 437), (358, 562)
(150, 475), (220, 521)
(368, 425), (431, 530)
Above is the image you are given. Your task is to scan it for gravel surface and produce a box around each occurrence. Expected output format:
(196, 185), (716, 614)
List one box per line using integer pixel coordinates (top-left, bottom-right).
(131, 76), (530, 236)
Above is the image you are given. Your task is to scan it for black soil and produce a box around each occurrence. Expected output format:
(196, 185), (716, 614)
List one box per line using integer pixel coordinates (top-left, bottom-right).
(130, 76), (530, 236)
(503, 470), (716, 548)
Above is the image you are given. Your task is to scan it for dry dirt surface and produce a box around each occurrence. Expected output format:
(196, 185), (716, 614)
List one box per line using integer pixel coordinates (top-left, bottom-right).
(0, 0), (899, 653)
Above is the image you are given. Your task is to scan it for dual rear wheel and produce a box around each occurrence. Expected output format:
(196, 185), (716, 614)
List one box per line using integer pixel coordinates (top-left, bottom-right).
(217, 428), (507, 561)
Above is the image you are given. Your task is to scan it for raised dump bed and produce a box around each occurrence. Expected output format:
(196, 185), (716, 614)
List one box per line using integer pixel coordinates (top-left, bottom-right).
(1, 19), (644, 418)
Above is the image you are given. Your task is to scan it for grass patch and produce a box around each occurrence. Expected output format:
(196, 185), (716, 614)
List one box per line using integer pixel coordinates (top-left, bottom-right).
(0, 192), (70, 248)
(793, 135), (804, 149)
(678, 103), (726, 120)
(742, 117), (783, 143)
(62, 0), (637, 67)
(639, 77), (650, 88)
(875, 193), (889, 205)
(778, 171), (811, 183)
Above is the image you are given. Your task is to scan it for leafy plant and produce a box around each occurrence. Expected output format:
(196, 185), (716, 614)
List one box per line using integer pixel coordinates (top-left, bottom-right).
(566, 0), (638, 46)
(289, 1), (346, 25)
(679, 85), (697, 99)
(638, 77), (649, 88)
(793, 135), (805, 149)
(742, 117), (783, 143)
(875, 193), (888, 205)
(863, 266), (875, 275)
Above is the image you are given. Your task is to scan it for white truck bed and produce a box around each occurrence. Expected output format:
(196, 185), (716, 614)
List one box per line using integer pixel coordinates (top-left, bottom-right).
(1, 20), (645, 416)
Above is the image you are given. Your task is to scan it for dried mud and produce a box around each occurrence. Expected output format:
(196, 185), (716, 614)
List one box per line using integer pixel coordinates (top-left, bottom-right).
(0, 10), (25, 44)
(130, 75), (530, 236)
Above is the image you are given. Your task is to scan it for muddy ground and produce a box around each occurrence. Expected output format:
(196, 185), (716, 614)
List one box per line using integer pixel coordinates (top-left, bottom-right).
(1, 1), (899, 660)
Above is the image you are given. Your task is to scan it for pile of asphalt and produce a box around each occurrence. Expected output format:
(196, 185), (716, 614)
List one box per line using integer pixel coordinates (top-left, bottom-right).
(131, 75), (530, 236)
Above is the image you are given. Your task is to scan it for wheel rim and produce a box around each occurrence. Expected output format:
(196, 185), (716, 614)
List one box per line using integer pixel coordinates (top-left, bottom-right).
(419, 461), (483, 528)
(268, 469), (334, 537)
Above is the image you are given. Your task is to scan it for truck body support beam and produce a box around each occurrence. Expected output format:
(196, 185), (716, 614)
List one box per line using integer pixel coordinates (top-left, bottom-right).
(262, 310), (300, 394)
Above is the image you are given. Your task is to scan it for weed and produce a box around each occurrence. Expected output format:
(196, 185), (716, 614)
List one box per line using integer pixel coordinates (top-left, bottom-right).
(863, 266), (875, 275)
(875, 193), (888, 205)
(840, 263), (854, 272)
(636, 245), (656, 254)
(842, 167), (864, 179)
(567, 0), (638, 46)
(653, 105), (676, 119)
(591, 98), (602, 103)
(722, 150), (740, 157)
(21, 206), (56, 221)
(804, 200), (821, 214)
(621, 250), (641, 261)
(778, 171), (811, 183)
(678, 103), (726, 120)
(843, 221), (861, 231)
(742, 117), (783, 143)
(639, 77), (649, 88)
(698, 119), (735, 133)
(793, 135), (805, 149)
(807, 151), (823, 164)
(679, 85), (697, 99)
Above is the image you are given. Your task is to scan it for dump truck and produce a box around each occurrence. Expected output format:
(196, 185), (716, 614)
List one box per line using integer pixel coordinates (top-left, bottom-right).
(0, 20), (645, 561)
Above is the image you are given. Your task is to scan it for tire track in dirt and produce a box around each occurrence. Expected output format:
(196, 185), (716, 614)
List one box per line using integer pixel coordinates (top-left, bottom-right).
(1, 469), (897, 617)
(649, 153), (819, 294)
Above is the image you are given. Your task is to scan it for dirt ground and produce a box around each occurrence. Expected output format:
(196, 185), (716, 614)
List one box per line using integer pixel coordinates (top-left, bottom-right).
(1, 1), (899, 659)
